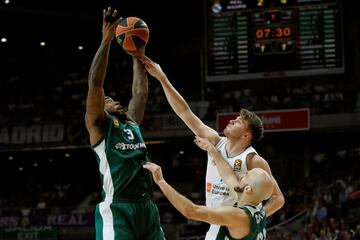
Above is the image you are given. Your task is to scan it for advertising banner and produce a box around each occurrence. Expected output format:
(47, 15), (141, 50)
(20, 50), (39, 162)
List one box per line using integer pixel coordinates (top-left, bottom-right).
(217, 108), (310, 132)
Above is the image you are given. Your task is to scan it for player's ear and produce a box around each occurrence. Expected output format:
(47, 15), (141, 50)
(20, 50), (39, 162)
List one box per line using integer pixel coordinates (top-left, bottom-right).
(242, 131), (251, 141)
(244, 185), (252, 195)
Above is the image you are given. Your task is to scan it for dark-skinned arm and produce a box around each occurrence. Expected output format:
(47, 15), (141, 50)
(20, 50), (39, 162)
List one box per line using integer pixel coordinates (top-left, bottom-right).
(85, 7), (121, 145)
(127, 56), (148, 125)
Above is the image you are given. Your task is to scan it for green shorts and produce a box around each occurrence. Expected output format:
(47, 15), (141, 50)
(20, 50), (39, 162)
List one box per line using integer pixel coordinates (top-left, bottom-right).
(95, 199), (165, 240)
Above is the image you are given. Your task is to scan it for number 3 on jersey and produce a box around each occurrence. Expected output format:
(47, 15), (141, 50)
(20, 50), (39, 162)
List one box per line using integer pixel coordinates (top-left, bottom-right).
(124, 129), (134, 140)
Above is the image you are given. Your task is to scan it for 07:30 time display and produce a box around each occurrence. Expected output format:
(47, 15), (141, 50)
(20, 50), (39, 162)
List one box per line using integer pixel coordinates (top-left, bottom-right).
(255, 26), (293, 40)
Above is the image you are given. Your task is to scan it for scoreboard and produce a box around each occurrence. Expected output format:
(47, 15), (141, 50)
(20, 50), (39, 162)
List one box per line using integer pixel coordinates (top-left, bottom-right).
(205, 0), (344, 82)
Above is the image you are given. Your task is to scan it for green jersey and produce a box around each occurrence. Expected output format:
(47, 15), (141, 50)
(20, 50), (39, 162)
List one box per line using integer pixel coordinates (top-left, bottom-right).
(216, 205), (267, 240)
(92, 115), (152, 201)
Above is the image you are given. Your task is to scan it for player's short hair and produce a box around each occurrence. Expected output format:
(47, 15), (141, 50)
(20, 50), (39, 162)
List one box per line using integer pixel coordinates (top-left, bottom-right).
(239, 108), (264, 144)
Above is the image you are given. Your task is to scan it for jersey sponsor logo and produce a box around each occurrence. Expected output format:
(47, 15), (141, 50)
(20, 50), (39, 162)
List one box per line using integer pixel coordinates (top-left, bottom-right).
(234, 159), (242, 172)
(207, 182), (230, 196)
(206, 182), (212, 193)
(114, 142), (146, 151)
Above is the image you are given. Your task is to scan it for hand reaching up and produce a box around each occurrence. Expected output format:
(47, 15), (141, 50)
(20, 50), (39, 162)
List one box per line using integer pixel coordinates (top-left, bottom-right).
(137, 55), (167, 82)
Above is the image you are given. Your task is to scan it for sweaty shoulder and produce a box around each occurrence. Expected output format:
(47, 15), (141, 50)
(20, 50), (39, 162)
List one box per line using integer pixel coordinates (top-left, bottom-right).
(86, 113), (110, 146)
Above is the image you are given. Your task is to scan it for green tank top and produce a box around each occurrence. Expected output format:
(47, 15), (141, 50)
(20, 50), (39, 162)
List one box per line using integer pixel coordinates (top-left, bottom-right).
(215, 205), (267, 240)
(91, 115), (153, 201)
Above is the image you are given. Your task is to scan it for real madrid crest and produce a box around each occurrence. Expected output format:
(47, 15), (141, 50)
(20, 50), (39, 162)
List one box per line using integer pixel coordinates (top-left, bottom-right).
(234, 159), (242, 172)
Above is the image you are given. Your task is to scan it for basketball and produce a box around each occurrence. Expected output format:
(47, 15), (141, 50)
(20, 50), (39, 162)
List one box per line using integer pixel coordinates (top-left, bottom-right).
(115, 17), (149, 52)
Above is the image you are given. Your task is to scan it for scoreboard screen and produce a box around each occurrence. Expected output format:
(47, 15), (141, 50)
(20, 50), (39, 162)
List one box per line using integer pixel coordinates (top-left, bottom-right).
(205, 0), (344, 82)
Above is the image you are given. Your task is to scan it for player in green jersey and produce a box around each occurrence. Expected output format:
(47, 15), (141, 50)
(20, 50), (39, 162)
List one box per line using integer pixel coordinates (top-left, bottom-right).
(144, 136), (274, 240)
(85, 7), (164, 240)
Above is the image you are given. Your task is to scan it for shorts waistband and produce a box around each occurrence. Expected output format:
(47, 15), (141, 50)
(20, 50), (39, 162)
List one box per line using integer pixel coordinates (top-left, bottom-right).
(103, 194), (151, 203)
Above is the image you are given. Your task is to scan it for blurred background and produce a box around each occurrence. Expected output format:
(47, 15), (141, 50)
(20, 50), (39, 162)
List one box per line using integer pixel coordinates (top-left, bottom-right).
(0, 0), (359, 239)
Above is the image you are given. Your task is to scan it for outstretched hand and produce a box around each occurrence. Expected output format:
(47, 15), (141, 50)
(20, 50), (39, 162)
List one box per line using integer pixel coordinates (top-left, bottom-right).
(193, 136), (217, 154)
(137, 55), (167, 82)
(102, 7), (122, 44)
(143, 162), (165, 185)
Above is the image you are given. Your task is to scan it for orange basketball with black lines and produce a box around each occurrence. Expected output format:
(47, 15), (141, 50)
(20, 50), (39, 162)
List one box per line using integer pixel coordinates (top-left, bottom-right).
(115, 17), (149, 52)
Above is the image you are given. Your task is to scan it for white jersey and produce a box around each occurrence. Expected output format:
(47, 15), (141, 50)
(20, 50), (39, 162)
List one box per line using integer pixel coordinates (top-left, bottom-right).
(205, 136), (257, 240)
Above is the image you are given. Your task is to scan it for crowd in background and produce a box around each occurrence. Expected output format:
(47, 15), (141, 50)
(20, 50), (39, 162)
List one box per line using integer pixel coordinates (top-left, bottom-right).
(1, 52), (359, 126)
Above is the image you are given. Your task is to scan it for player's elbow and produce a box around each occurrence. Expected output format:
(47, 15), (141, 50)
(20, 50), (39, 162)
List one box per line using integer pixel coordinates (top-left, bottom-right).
(278, 194), (285, 209)
(272, 194), (285, 212)
(264, 195), (285, 217)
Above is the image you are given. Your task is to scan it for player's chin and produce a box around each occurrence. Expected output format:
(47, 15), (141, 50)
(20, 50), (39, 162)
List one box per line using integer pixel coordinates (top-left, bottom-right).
(115, 110), (128, 122)
(117, 110), (126, 116)
(109, 109), (126, 117)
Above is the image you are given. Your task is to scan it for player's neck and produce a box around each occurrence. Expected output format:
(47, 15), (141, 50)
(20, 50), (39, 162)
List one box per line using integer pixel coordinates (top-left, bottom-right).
(238, 198), (259, 207)
(226, 139), (249, 158)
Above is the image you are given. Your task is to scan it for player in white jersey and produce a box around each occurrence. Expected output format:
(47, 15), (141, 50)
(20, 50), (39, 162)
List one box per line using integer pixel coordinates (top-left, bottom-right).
(139, 56), (285, 239)
(205, 136), (258, 238)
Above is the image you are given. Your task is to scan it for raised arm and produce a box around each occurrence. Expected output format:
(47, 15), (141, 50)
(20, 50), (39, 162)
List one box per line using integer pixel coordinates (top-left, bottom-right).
(248, 154), (285, 216)
(194, 136), (241, 199)
(85, 7), (120, 144)
(126, 56), (148, 125)
(139, 56), (220, 145)
(143, 162), (250, 231)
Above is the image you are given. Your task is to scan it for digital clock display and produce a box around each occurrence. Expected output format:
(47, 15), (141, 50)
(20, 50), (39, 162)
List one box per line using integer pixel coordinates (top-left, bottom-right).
(205, 0), (344, 82)
(255, 26), (293, 40)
